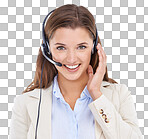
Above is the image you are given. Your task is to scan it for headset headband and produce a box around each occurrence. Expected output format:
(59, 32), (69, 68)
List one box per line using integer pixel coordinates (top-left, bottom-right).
(41, 9), (98, 55)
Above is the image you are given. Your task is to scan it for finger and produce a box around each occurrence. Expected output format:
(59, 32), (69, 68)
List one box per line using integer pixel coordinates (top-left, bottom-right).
(87, 65), (93, 75)
(96, 43), (107, 67)
(98, 51), (104, 68)
(96, 49), (104, 72)
(100, 48), (107, 63)
(97, 45), (104, 63)
(97, 47), (106, 74)
(97, 44), (106, 60)
(87, 65), (94, 81)
(98, 49), (102, 62)
(97, 44), (107, 63)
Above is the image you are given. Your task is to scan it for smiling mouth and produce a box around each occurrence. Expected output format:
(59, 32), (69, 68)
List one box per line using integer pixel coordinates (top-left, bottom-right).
(64, 64), (80, 69)
(63, 64), (81, 71)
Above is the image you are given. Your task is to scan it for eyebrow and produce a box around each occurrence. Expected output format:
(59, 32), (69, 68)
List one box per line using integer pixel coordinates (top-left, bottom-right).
(54, 42), (88, 46)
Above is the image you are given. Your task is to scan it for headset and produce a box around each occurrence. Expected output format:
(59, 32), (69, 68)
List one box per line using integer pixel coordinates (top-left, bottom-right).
(35, 8), (99, 139)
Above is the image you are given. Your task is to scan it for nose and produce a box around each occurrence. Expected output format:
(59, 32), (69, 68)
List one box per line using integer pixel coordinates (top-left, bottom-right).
(66, 50), (77, 64)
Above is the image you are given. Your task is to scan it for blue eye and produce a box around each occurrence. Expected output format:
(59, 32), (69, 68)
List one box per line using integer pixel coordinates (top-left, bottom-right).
(78, 46), (87, 49)
(56, 45), (87, 50)
(57, 46), (65, 50)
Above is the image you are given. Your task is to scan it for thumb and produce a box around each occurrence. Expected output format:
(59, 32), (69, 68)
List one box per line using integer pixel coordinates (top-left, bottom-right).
(87, 65), (93, 78)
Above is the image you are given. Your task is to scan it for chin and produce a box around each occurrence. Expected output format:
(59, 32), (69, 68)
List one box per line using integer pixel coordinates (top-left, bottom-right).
(57, 64), (88, 81)
(59, 70), (87, 82)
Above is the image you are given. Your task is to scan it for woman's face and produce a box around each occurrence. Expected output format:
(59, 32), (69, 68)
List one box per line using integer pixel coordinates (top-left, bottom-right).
(49, 27), (93, 81)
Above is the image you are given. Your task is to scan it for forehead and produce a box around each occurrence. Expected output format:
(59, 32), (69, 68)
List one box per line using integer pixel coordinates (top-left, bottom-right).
(50, 27), (93, 41)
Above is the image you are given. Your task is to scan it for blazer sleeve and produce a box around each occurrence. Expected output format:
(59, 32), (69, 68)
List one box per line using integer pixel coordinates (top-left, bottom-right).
(9, 95), (30, 139)
(88, 84), (143, 139)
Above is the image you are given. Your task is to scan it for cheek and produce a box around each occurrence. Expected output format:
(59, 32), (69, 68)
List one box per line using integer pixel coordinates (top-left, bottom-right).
(81, 55), (90, 61)
(52, 54), (63, 61)
(79, 52), (91, 63)
(51, 51), (65, 62)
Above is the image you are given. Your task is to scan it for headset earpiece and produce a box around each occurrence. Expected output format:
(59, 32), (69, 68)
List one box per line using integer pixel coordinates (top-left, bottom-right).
(46, 39), (50, 53)
(91, 26), (98, 55)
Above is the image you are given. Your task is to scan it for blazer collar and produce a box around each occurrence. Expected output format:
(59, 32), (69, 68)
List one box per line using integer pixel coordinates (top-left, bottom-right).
(28, 82), (53, 99)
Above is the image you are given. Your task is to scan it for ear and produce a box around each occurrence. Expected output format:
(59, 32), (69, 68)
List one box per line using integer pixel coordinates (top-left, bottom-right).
(87, 65), (93, 75)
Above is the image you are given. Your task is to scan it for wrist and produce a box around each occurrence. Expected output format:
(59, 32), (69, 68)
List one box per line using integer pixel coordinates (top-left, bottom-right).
(90, 91), (103, 101)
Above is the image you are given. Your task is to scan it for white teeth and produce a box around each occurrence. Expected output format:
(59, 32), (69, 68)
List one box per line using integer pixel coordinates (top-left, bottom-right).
(65, 64), (79, 69)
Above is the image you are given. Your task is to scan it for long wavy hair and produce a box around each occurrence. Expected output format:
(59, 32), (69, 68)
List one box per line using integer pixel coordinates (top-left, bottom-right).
(22, 4), (118, 94)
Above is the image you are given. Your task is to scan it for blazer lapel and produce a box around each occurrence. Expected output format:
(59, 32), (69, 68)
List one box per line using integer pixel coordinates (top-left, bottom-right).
(26, 81), (113, 139)
(27, 83), (53, 139)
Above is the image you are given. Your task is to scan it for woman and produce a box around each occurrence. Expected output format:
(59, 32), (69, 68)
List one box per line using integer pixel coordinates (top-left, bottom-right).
(9, 4), (142, 139)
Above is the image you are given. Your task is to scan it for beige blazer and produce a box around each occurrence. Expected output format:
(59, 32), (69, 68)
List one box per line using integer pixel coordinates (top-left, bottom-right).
(9, 81), (143, 139)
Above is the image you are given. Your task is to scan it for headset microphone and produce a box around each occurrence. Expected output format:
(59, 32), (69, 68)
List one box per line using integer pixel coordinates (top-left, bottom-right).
(40, 9), (62, 67)
(41, 43), (62, 67)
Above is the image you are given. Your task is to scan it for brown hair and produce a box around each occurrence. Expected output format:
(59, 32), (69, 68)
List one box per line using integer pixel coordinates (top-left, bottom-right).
(22, 4), (118, 94)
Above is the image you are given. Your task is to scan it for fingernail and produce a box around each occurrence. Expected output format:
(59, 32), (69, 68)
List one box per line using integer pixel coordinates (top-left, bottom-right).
(98, 44), (101, 47)
(97, 43), (100, 48)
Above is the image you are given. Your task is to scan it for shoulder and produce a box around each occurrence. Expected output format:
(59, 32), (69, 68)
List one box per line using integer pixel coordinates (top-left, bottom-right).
(13, 84), (53, 105)
(102, 81), (129, 91)
(13, 88), (40, 108)
(111, 83), (130, 94)
(109, 82), (129, 91)
(100, 82), (133, 112)
(107, 82), (131, 103)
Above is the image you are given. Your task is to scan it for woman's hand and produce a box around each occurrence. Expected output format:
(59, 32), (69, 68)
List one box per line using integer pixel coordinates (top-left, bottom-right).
(87, 43), (107, 101)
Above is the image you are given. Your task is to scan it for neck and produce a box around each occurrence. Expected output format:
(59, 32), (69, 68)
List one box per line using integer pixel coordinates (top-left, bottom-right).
(57, 72), (89, 99)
